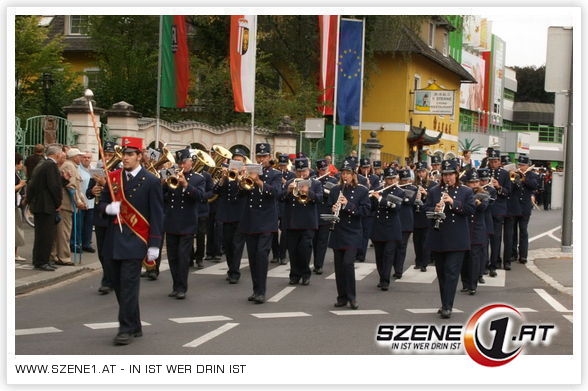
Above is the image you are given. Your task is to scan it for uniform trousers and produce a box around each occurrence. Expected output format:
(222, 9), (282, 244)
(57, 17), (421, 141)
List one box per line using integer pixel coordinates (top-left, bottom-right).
(333, 248), (357, 303)
(287, 229), (314, 281)
(481, 237), (491, 277)
(193, 216), (208, 261)
(357, 216), (374, 261)
(95, 226), (113, 288)
(412, 227), (431, 268)
(502, 216), (516, 265)
(434, 251), (465, 311)
(271, 229), (288, 261)
(461, 245), (483, 291)
(32, 213), (58, 267)
(223, 222), (245, 280)
(109, 258), (142, 334)
(393, 232), (412, 275)
(489, 216), (504, 270)
(245, 233), (272, 296)
(312, 224), (330, 270)
(515, 214), (531, 260)
(166, 233), (192, 293)
(373, 240), (398, 286)
(206, 212), (222, 257)
(81, 208), (94, 249)
(51, 210), (72, 263)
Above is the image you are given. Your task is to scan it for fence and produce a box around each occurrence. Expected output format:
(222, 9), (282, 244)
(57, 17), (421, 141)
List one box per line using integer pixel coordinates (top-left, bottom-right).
(16, 115), (76, 158)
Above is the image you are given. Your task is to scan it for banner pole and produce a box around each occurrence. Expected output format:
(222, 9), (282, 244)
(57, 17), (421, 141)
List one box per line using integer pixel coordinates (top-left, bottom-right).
(331, 16), (341, 165)
(155, 15), (163, 149)
(250, 15), (258, 161)
(357, 18), (366, 161)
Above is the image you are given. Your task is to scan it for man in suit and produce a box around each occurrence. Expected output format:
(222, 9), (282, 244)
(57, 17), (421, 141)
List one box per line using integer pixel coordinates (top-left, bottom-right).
(27, 145), (69, 271)
(99, 136), (164, 345)
(239, 143), (282, 304)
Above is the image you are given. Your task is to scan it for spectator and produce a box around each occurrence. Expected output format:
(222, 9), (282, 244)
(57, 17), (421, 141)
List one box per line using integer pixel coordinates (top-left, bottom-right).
(26, 145), (69, 271)
(324, 154), (338, 175)
(24, 144), (45, 178)
(15, 152), (27, 261)
(79, 151), (96, 253)
(543, 168), (553, 210)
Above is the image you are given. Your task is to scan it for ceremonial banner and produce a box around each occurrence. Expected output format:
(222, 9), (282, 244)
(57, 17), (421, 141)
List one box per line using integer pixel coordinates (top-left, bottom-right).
(161, 15), (190, 108)
(318, 15), (338, 115)
(230, 15), (257, 113)
(335, 18), (364, 126)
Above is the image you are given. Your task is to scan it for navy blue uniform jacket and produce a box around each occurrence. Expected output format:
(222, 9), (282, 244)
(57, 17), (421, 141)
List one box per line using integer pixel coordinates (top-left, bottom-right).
(163, 171), (205, 235)
(490, 168), (512, 217)
(215, 178), (246, 223)
(280, 178), (323, 230)
(469, 192), (489, 245)
(370, 185), (403, 242)
(520, 171), (539, 215)
(327, 183), (370, 250)
(238, 167), (282, 234)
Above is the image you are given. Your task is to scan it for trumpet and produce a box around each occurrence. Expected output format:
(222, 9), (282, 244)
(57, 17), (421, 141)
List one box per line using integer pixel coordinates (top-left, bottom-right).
(166, 168), (183, 190)
(239, 174), (255, 190)
(292, 178), (310, 204)
(228, 169), (240, 181)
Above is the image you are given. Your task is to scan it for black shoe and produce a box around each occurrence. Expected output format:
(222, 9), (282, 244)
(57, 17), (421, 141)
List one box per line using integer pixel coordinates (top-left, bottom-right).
(82, 247), (96, 253)
(279, 259), (288, 265)
(168, 291), (178, 297)
(469, 289), (477, 296)
(380, 284), (389, 291)
(314, 267), (323, 275)
(248, 294), (256, 302)
(504, 263), (511, 271)
(460, 288), (469, 293)
(393, 273), (402, 279)
(478, 276), (486, 284)
(334, 301), (347, 307)
(48, 260), (58, 267)
(176, 292), (186, 300)
(196, 262), (204, 270)
(228, 278), (239, 284)
(437, 308), (442, 315)
(113, 333), (132, 345)
(289, 279), (299, 285)
(204, 255), (214, 260)
(377, 282), (382, 288)
(271, 258), (279, 264)
(34, 264), (55, 272)
(519, 258), (527, 264)
(301, 278), (310, 286)
(440, 309), (452, 319)
(147, 271), (158, 280)
(98, 286), (112, 295)
(133, 330), (143, 338)
(349, 301), (359, 310)
(212, 256), (221, 262)
(141, 271), (148, 278)
(483, 269), (489, 275)
(413, 265), (420, 270)
(489, 270), (497, 277)
(420, 266), (427, 272)
(356, 258), (365, 263)
(253, 295), (265, 304)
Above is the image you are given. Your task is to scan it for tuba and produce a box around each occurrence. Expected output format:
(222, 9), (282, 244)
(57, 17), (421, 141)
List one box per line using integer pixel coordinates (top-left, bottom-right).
(192, 149), (216, 174)
(104, 145), (123, 171)
(209, 145), (233, 182)
(147, 147), (175, 178)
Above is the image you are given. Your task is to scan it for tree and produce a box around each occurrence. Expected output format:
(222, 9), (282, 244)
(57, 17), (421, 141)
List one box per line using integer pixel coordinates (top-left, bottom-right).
(15, 16), (82, 119)
(512, 65), (555, 103)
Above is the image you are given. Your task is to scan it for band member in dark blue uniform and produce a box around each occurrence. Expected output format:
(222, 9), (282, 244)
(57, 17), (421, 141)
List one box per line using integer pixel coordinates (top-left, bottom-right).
(430, 155), (442, 179)
(487, 149), (511, 277)
(501, 155), (519, 270)
(312, 159), (338, 274)
(328, 160), (370, 309)
(239, 143), (282, 304)
(100, 137), (163, 345)
(370, 167), (403, 290)
(460, 169), (489, 295)
(393, 169), (417, 278)
(477, 168), (496, 284)
(356, 158), (376, 262)
(425, 159), (475, 319)
(281, 158), (323, 285)
(513, 155), (539, 264)
(193, 169), (214, 269)
(216, 148), (248, 283)
(272, 154), (294, 265)
(413, 161), (436, 272)
(372, 160), (384, 183)
(163, 149), (204, 299)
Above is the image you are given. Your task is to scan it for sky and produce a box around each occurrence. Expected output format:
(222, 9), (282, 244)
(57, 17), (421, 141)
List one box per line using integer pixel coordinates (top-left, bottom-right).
(484, 11), (575, 68)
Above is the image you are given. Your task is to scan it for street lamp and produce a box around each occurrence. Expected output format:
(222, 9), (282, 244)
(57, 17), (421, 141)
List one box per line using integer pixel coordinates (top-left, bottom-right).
(42, 72), (54, 114)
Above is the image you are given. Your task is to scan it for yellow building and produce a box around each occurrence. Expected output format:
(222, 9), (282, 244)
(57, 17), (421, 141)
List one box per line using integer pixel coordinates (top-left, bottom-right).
(354, 17), (475, 164)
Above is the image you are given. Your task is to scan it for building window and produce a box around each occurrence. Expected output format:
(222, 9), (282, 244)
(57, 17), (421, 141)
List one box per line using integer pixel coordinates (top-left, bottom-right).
(83, 68), (100, 89)
(538, 126), (564, 143)
(428, 22), (435, 48)
(442, 32), (449, 56)
(414, 74), (421, 91)
(69, 15), (89, 35)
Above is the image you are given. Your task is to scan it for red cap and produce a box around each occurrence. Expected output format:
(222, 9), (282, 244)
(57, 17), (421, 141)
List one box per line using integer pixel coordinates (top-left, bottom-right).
(121, 137), (143, 152)
(288, 153), (296, 161)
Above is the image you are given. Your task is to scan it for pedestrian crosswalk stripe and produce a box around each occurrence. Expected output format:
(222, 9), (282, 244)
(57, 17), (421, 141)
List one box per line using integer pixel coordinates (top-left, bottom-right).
(480, 269), (506, 287)
(159, 259), (169, 272)
(267, 287), (296, 302)
(397, 267), (437, 284)
(170, 316), (233, 324)
(251, 312), (311, 319)
(84, 321), (151, 330)
(406, 308), (464, 314)
(192, 262), (248, 275)
(326, 263), (377, 281)
(16, 327), (62, 336)
(183, 323), (240, 348)
(267, 264), (291, 278)
(563, 315), (573, 323)
(330, 310), (388, 316)
(534, 288), (571, 312)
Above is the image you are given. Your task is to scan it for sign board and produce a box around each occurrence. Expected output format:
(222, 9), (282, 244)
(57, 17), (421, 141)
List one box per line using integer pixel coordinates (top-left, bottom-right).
(517, 132), (530, 154)
(545, 27), (572, 92)
(414, 86), (455, 116)
(460, 50), (486, 111)
(554, 92), (570, 127)
(304, 118), (325, 139)
(490, 35), (506, 126)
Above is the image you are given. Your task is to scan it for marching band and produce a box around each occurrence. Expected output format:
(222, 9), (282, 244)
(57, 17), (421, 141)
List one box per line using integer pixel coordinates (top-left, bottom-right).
(94, 137), (542, 344)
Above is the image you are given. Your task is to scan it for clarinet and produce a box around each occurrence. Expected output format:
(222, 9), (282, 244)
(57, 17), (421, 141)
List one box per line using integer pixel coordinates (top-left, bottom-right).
(330, 185), (346, 231)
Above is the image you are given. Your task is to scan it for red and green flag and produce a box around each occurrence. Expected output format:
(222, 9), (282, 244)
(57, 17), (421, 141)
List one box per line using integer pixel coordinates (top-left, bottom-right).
(160, 15), (190, 108)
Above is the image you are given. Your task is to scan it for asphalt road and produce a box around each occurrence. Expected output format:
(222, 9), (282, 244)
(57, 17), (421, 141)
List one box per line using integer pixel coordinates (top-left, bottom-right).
(15, 209), (572, 355)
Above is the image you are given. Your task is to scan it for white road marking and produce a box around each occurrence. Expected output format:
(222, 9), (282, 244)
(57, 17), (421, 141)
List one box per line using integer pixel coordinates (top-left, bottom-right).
(267, 264), (291, 278)
(548, 233), (562, 243)
(84, 321), (151, 330)
(563, 315), (573, 323)
(534, 288), (572, 312)
(330, 310), (388, 316)
(406, 308), (464, 314)
(169, 316), (232, 324)
(267, 287), (296, 302)
(517, 308), (537, 313)
(15, 264), (34, 270)
(159, 259), (169, 272)
(192, 262), (248, 275)
(183, 322), (239, 348)
(529, 226), (562, 243)
(16, 327), (62, 336)
(396, 267), (437, 284)
(480, 269), (506, 287)
(251, 312), (311, 319)
(326, 263), (377, 281)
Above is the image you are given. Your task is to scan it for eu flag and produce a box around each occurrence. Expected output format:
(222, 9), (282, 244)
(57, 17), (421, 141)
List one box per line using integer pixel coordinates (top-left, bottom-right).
(336, 19), (364, 126)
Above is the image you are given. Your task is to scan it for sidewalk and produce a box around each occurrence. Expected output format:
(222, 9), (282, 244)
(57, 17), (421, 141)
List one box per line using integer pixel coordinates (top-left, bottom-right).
(526, 247), (573, 295)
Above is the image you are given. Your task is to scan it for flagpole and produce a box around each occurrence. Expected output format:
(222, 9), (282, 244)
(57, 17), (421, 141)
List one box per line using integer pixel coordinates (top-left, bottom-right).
(357, 18), (366, 161)
(155, 15), (163, 149)
(250, 16), (258, 161)
(331, 15), (341, 165)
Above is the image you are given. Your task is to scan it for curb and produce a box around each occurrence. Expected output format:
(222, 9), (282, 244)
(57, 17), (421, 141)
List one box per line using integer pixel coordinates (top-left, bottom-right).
(525, 247), (573, 296)
(16, 263), (101, 296)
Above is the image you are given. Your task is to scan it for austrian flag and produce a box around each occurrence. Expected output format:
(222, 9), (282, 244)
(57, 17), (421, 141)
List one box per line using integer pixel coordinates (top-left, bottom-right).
(230, 15), (257, 113)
